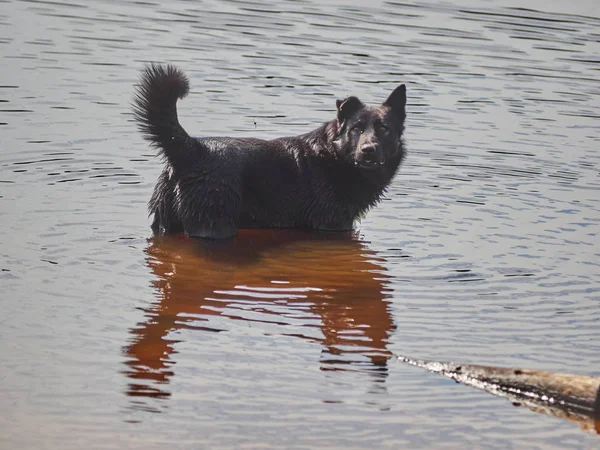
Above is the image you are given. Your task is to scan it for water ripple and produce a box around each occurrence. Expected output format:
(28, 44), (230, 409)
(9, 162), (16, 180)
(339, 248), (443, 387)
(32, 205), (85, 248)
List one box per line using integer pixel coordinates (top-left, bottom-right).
(1, 0), (599, 448)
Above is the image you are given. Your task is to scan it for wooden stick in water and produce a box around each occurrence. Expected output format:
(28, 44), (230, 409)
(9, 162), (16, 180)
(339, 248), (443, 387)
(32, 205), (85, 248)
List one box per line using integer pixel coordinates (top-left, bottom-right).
(397, 355), (600, 434)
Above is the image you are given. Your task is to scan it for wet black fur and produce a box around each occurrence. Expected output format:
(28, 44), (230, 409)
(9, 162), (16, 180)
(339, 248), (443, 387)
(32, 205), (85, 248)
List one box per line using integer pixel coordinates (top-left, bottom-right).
(133, 64), (407, 239)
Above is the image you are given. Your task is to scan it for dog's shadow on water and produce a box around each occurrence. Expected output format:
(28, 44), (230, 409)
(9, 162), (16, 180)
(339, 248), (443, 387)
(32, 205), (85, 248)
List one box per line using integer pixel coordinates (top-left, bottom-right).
(122, 229), (397, 412)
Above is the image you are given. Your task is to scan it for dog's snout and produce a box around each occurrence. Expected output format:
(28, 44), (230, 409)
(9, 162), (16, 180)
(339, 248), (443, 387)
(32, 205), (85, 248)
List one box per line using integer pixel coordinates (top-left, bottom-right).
(356, 143), (382, 168)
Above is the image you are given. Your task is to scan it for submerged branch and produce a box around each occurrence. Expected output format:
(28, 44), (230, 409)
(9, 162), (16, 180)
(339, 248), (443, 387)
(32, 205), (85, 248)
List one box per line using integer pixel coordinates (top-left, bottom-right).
(397, 355), (600, 434)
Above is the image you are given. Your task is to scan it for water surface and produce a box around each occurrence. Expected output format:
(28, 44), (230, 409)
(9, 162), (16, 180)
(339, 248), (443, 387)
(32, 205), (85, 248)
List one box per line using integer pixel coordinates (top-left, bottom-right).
(1, 0), (599, 448)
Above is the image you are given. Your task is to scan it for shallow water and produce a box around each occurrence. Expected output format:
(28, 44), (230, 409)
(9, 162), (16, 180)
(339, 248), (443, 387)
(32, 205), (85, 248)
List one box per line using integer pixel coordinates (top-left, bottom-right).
(1, 0), (599, 448)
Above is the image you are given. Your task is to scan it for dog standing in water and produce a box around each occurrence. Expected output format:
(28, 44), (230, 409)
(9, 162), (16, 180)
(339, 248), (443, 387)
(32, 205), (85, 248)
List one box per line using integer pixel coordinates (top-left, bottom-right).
(133, 64), (407, 239)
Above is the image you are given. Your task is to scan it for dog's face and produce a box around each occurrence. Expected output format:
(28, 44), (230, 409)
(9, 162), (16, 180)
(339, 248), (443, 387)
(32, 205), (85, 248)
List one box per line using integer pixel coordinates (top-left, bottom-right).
(334, 85), (406, 172)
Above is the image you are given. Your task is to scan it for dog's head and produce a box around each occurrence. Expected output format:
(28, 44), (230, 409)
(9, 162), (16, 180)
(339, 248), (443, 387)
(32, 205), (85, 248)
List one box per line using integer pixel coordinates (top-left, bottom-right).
(333, 84), (406, 172)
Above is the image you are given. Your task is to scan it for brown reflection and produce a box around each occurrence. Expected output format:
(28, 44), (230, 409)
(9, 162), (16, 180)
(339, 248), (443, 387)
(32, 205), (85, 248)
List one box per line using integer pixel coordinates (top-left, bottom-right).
(123, 230), (396, 410)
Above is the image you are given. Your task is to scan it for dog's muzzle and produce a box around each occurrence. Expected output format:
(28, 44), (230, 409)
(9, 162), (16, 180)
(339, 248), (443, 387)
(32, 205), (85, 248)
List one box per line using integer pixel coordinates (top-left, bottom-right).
(356, 144), (383, 169)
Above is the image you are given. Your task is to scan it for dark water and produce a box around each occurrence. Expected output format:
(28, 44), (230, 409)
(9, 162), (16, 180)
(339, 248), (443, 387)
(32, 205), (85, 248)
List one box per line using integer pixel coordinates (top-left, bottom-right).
(1, 0), (599, 448)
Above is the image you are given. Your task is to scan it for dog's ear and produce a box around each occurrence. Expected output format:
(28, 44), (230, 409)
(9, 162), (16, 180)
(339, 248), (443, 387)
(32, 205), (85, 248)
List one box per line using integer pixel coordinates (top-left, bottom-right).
(336, 96), (363, 124)
(383, 84), (406, 118)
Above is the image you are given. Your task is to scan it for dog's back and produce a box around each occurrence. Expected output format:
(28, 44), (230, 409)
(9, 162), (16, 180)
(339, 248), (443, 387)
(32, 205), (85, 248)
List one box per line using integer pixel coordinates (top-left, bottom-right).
(133, 64), (406, 239)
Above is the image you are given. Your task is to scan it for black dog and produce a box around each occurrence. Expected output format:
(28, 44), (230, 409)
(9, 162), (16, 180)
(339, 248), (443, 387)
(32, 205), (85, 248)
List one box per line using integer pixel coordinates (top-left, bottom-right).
(133, 64), (406, 239)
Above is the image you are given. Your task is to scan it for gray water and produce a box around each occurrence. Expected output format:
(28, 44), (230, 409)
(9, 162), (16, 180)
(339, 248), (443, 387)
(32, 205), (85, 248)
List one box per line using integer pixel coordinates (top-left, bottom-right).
(1, 0), (599, 448)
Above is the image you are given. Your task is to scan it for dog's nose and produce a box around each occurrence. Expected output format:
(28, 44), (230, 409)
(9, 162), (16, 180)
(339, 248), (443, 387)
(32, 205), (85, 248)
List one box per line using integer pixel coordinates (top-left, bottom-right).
(361, 145), (377, 155)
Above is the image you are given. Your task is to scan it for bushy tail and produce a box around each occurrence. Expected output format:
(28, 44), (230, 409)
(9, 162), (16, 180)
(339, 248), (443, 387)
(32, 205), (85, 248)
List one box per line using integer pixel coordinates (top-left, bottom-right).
(132, 64), (191, 163)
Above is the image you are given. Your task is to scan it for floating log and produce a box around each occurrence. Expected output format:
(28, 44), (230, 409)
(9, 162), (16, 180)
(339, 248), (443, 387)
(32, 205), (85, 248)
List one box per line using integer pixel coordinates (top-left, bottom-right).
(397, 355), (600, 434)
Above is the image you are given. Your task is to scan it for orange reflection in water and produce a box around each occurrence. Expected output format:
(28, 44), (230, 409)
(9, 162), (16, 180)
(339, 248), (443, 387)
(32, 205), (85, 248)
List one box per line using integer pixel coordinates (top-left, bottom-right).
(123, 230), (396, 411)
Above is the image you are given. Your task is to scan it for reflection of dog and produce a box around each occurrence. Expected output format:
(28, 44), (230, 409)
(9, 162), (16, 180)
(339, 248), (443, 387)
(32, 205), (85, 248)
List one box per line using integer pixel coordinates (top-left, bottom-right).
(123, 231), (395, 404)
(133, 64), (407, 239)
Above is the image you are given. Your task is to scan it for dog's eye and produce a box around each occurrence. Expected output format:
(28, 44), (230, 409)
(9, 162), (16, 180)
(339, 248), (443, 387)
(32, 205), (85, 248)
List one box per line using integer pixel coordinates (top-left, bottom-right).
(378, 123), (389, 133)
(350, 126), (363, 134)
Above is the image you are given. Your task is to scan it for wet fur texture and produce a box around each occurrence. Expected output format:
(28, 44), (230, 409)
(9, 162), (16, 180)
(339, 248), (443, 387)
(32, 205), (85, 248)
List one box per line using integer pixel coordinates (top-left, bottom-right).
(133, 64), (407, 239)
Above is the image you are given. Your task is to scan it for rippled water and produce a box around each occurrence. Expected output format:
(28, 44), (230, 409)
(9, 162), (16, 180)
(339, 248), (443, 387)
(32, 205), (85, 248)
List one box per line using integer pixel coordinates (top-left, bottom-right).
(1, 0), (599, 448)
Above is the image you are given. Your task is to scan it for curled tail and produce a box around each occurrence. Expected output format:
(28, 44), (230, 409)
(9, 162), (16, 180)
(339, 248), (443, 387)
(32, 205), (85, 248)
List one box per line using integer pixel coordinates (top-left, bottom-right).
(132, 64), (191, 164)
